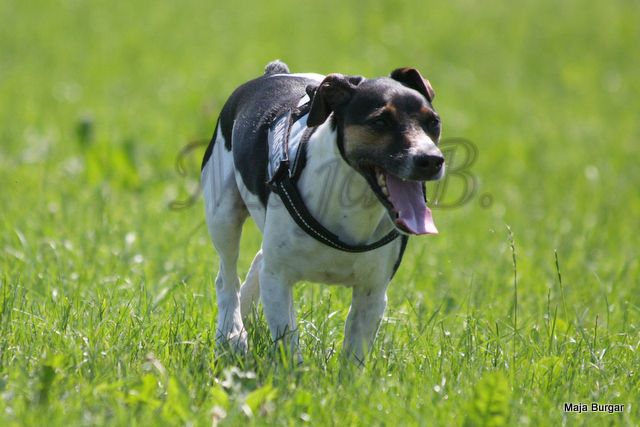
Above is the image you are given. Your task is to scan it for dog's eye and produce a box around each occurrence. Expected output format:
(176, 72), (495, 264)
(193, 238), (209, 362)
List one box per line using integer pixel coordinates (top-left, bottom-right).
(425, 116), (441, 135)
(370, 116), (392, 130)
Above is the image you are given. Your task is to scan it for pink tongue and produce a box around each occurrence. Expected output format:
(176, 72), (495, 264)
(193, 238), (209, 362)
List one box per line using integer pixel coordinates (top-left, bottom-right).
(385, 173), (438, 235)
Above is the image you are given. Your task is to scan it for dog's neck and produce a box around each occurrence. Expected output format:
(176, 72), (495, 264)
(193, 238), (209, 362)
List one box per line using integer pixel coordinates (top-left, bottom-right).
(297, 119), (395, 246)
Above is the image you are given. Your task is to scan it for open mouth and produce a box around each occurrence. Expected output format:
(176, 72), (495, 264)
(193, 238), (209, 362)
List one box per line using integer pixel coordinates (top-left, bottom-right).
(364, 166), (438, 235)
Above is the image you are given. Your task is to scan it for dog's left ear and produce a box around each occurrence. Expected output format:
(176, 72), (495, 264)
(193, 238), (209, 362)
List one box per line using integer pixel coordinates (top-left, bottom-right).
(390, 67), (435, 103)
(308, 74), (359, 127)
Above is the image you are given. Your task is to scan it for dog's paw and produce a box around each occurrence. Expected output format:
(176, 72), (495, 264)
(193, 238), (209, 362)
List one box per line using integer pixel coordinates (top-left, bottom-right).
(216, 330), (248, 354)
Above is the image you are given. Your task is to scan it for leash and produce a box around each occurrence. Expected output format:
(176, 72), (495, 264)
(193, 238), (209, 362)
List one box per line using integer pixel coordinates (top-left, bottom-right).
(267, 107), (400, 253)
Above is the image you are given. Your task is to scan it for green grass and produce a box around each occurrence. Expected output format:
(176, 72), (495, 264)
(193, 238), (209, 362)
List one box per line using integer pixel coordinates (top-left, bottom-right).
(1, 0), (639, 425)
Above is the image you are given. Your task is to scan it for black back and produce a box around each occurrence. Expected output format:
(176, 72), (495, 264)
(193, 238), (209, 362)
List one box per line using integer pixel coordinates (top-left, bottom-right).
(202, 74), (319, 207)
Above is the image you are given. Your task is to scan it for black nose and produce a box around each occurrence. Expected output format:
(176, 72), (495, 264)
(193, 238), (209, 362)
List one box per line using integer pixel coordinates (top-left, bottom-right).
(414, 154), (444, 175)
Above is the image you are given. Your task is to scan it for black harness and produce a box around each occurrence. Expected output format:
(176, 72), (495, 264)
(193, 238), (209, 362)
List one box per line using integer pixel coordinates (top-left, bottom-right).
(267, 103), (400, 253)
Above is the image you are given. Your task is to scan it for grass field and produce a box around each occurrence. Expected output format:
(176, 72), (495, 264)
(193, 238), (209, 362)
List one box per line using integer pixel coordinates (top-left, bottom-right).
(1, 0), (639, 425)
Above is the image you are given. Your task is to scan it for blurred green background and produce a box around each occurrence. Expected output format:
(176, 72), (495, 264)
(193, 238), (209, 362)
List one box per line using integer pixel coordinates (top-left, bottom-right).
(1, 0), (638, 425)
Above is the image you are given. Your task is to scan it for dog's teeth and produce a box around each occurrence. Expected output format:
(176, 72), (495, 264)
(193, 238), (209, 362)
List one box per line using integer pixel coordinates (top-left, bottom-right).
(375, 171), (389, 197)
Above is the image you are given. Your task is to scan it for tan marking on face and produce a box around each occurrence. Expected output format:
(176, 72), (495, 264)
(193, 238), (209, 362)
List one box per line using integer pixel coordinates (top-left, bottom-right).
(385, 102), (397, 115)
(363, 103), (398, 121)
(343, 125), (394, 158)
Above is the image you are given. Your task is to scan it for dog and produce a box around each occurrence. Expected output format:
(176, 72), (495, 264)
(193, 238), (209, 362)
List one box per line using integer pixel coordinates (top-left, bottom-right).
(201, 60), (444, 364)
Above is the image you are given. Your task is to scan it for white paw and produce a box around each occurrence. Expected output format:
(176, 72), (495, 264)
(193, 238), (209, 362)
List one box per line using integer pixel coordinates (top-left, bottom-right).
(216, 329), (248, 354)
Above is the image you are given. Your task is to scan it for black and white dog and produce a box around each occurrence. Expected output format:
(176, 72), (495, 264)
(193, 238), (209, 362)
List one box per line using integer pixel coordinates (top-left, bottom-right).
(201, 60), (444, 363)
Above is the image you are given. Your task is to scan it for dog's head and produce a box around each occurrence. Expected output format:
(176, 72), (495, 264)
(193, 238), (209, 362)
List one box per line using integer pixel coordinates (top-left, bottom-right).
(307, 68), (444, 235)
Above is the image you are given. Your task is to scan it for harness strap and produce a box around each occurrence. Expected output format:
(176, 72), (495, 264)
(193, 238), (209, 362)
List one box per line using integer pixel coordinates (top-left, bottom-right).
(273, 176), (399, 252)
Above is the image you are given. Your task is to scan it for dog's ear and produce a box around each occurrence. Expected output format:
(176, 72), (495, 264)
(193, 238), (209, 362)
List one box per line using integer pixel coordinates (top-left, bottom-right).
(346, 75), (365, 86)
(307, 74), (358, 127)
(305, 83), (319, 99)
(390, 67), (435, 103)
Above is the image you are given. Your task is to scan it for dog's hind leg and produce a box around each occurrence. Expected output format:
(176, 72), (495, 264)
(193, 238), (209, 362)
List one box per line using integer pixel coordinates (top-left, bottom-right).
(202, 130), (248, 352)
(240, 249), (262, 321)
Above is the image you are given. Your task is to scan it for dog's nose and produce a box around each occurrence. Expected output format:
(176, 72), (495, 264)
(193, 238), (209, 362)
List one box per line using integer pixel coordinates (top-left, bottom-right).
(414, 154), (444, 175)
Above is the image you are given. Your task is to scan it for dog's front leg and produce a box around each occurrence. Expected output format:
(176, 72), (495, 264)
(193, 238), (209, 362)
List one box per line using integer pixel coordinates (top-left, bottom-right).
(343, 285), (388, 365)
(214, 272), (246, 352)
(259, 266), (301, 362)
